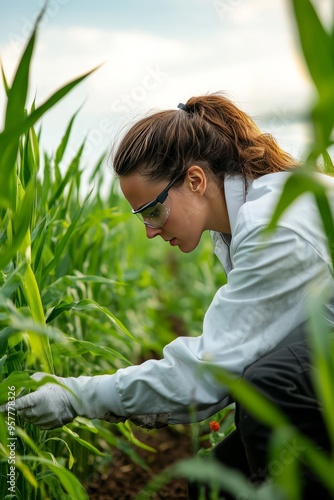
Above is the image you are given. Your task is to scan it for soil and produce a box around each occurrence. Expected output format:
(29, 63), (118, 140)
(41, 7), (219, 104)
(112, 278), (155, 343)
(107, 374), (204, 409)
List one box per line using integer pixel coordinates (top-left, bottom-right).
(86, 425), (196, 500)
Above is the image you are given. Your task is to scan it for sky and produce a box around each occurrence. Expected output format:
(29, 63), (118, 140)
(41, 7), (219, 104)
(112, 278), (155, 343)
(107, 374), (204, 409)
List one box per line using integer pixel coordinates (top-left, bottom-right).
(0, 0), (325, 191)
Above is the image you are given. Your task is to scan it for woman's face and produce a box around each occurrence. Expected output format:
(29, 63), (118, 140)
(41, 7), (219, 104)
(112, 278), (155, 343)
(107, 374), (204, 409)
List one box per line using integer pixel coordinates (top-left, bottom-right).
(119, 168), (214, 253)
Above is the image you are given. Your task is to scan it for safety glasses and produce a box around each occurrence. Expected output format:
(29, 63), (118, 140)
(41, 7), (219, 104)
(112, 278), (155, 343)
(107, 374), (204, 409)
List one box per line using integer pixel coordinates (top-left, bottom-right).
(131, 176), (179, 228)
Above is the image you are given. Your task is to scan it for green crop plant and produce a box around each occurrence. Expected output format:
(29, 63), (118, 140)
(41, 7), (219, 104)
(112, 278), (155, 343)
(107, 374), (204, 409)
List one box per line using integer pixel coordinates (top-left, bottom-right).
(0, 16), (119, 500)
(0, 14), (148, 500)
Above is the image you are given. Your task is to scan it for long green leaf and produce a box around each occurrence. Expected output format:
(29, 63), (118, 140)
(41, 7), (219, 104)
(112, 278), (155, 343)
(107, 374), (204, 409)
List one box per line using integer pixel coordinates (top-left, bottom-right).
(92, 421), (152, 471)
(48, 140), (85, 208)
(269, 427), (302, 499)
(46, 298), (135, 340)
(204, 364), (289, 428)
(322, 150), (334, 176)
(31, 213), (49, 274)
(21, 263), (54, 373)
(0, 22), (36, 209)
(40, 203), (86, 283)
(4, 26), (35, 130)
(51, 337), (132, 365)
(55, 105), (83, 167)
(23, 125), (40, 186)
(291, 0), (334, 156)
(203, 363), (334, 493)
(265, 168), (334, 268)
(18, 455), (89, 500)
(0, 177), (35, 271)
(0, 261), (27, 298)
(41, 273), (121, 307)
(307, 289), (334, 450)
(0, 56), (99, 209)
(0, 64), (101, 149)
(292, 0), (334, 96)
(0, 61), (9, 97)
(137, 456), (283, 500)
(62, 426), (106, 456)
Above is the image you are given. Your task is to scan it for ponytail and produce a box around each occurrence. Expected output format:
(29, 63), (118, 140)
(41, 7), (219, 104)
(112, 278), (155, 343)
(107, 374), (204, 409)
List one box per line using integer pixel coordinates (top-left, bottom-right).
(113, 92), (297, 184)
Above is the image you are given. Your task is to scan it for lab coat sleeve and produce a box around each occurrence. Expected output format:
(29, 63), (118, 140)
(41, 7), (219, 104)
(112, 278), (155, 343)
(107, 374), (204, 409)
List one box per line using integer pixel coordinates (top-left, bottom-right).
(108, 225), (332, 426)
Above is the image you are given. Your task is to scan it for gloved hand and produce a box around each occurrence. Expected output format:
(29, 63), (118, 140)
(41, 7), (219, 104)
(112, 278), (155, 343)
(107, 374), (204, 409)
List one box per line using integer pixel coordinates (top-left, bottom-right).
(0, 372), (126, 430)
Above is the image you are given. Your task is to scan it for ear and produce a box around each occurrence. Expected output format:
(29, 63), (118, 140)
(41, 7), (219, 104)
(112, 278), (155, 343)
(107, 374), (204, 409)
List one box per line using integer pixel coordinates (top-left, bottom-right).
(186, 165), (207, 195)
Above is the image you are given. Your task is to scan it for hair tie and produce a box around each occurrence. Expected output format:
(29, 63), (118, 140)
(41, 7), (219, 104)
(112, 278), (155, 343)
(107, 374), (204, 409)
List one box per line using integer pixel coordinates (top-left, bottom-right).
(177, 102), (191, 113)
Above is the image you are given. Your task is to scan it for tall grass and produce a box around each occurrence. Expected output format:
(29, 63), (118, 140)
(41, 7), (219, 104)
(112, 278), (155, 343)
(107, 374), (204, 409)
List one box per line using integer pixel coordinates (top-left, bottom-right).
(0, 16), (123, 500)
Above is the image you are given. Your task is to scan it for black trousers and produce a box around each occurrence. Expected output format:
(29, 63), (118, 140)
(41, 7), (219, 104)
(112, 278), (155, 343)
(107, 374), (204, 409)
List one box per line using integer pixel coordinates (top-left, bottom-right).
(188, 339), (332, 499)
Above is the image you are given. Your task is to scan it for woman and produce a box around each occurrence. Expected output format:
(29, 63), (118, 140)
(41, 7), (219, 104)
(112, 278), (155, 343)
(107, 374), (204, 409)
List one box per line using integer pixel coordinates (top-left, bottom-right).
(3, 93), (334, 497)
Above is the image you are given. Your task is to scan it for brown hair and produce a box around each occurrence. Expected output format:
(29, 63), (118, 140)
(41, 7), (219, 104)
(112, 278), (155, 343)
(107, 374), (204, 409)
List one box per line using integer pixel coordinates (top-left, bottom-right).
(113, 92), (297, 186)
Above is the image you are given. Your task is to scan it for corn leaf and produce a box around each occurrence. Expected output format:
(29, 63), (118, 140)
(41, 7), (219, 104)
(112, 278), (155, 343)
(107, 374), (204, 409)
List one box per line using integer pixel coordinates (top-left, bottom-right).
(292, 0), (334, 155)
(23, 125), (40, 187)
(41, 203), (86, 283)
(265, 168), (334, 268)
(204, 364), (289, 429)
(120, 420), (157, 453)
(0, 61), (9, 97)
(269, 426), (301, 499)
(51, 337), (132, 365)
(62, 426), (106, 457)
(0, 29), (99, 210)
(0, 25), (36, 209)
(31, 214), (49, 275)
(4, 26), (35, 131)
(48, 140), (85, 208)
(292, 0), (334, 95)
(41, 273), (120, 305)
(0, 177), (35, 271)
(138, 456), (283, 500)
(55, 105), (83, 167)
(19, 455), (89, 499)
(92, 421), (151, 472)
(0, 261), (27, 298)
(307, 288), (334, 450)
(20, 263), (54, 373)
(0, 64), (101, 152)
(46, 298), (135, 340)
(322, 150), (334, 176)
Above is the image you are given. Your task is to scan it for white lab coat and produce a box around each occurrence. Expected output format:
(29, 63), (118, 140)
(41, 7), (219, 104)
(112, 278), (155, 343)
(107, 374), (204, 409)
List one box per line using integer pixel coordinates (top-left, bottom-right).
(108, 171), (334, 426)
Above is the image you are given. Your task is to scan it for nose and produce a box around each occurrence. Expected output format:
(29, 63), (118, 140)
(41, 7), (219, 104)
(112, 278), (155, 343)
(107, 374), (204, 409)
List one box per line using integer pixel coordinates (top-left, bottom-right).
(145, 225), (162, 239)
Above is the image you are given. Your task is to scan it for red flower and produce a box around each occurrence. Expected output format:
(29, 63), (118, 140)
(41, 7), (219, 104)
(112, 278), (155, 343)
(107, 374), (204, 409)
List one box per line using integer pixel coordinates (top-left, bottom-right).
(209, 421), (220, 432)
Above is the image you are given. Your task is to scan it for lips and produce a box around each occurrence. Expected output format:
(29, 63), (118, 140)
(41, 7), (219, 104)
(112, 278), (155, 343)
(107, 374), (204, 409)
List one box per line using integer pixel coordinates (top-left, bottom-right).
(169, 238), (177, 246)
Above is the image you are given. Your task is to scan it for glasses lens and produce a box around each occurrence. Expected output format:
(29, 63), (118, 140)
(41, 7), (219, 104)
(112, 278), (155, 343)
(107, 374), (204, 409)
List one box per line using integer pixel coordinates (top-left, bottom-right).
(136, 202), (170, 228)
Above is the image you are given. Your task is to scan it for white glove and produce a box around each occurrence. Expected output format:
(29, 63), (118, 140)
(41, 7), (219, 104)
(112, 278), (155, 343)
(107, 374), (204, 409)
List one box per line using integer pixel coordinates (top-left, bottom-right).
(0, 372), (126, 430)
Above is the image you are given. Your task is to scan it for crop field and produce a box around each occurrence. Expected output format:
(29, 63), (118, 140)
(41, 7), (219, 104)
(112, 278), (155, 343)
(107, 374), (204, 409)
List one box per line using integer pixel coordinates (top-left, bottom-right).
(0, 1), (333, 499)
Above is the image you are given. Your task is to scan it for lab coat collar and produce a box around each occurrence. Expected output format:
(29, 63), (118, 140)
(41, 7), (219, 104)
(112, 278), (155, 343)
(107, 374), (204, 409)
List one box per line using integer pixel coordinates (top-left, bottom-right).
(224, 174), (248, 235)
(210, 175), (248, 274)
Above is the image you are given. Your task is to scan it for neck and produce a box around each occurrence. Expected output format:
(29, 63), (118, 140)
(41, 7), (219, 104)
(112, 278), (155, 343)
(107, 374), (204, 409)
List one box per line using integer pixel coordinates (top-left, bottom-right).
(206, 183), (231, 234)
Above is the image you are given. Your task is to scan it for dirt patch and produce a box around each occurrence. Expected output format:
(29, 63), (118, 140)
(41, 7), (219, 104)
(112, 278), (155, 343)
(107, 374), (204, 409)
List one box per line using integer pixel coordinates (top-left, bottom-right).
(86, 425), (196, 499)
